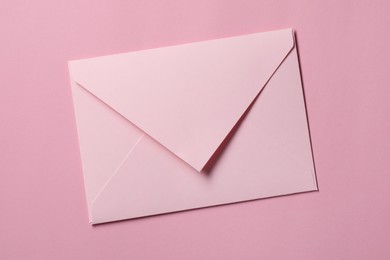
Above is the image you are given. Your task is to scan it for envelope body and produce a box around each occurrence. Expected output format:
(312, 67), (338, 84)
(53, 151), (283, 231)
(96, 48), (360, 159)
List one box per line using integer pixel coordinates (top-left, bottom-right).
(68, 28), (317, 224)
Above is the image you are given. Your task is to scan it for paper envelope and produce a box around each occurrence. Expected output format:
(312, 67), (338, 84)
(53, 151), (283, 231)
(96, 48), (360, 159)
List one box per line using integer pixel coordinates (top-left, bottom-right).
(68, 28), (317, 224)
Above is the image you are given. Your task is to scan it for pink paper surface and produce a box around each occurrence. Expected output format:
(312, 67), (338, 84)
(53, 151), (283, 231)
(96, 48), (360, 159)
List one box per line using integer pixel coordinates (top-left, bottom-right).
(1, 0), (389, 259)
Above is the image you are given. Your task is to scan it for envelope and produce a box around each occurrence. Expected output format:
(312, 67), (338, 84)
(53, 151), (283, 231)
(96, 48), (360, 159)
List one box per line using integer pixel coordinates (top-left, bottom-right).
(68, 28), (317, 224)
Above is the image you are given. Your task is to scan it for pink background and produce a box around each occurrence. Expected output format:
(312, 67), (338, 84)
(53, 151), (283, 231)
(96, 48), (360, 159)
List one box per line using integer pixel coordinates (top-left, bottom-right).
(1, 0), (389, 259)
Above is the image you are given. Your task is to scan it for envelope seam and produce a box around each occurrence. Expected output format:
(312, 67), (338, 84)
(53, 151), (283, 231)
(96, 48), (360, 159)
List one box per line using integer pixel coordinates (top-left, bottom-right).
(90, 133), (145, 210)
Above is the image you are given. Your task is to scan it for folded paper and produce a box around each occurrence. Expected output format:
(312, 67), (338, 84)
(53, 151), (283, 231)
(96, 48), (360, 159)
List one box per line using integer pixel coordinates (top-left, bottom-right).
(69, 28), (317, 224)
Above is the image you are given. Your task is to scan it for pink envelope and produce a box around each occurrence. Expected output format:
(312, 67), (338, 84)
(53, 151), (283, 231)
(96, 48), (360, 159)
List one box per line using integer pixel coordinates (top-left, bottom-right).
(68, 28), (317, 224)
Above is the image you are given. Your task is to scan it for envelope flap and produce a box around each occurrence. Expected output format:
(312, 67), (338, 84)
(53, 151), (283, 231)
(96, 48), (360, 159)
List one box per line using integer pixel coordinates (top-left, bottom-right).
(69, 28), (294, 171)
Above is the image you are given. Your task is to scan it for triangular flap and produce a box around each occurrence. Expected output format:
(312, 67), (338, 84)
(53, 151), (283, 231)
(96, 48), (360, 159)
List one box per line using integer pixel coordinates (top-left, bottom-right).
(69, 28), (294, 171)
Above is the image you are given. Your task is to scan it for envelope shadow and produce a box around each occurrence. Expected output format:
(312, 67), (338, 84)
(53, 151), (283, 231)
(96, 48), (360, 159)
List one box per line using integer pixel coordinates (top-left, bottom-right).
(201, 100), (256, 175)
(293, 31), (320, 191)
(202, 33), (319, 191)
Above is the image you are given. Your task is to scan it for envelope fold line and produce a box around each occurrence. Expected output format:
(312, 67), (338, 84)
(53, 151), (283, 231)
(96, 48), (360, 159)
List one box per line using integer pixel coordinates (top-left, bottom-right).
(90, 133), (145, 209)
